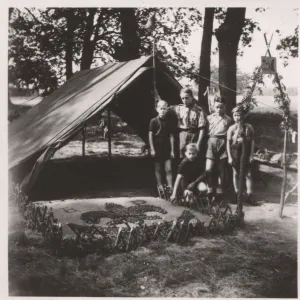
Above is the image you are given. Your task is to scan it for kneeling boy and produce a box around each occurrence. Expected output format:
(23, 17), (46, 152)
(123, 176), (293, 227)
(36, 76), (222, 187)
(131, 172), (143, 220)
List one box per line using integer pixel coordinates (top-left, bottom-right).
(170, 143), (206, 203)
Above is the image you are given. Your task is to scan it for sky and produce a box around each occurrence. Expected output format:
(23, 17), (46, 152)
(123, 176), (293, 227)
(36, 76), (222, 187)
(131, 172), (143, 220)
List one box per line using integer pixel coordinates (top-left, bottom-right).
(185, 7), (299, 87)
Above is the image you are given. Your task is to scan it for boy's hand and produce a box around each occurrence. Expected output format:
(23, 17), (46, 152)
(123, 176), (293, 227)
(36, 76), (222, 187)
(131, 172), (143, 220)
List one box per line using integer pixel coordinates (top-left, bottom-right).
(171, 151), (175, 159)
(170, 194), (177, 203)
(150, 149), (156, 157)
(228, 157), (233, 165)
(184, 189), (193, 197)
(249, 156), (254, 163)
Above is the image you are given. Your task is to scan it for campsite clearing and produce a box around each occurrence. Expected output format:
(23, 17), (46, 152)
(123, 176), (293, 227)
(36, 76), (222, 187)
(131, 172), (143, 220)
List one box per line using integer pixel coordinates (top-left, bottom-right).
(8, 108), (297, 297)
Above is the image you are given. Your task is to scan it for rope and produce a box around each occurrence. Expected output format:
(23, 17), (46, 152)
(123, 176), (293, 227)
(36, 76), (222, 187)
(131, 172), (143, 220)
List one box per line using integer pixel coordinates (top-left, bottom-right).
(198, 74), (297, 121)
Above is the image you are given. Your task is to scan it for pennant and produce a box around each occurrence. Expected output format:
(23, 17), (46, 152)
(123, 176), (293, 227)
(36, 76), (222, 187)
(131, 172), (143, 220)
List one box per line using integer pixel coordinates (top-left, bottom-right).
(144, 13), (156, 31)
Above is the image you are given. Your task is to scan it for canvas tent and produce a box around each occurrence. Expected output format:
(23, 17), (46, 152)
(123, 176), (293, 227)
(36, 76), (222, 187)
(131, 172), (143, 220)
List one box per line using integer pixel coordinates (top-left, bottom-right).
(9, 55), (182, 191)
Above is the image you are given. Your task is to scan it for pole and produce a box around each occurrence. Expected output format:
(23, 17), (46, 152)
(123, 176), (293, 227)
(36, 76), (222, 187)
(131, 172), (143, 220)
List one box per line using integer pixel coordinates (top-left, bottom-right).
(236, 133), (246, 225)
(82, 126), (86, 157)
(279, 129), (287, 217)
(153, 36), (156, 96)
(107, 106), (112, 161)
(273, 72), (289, 218)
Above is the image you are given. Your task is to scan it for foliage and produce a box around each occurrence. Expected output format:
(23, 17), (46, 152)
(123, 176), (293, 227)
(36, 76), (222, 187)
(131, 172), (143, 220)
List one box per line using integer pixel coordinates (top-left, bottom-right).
(237, 66), (292, 133)
(213, 8), (262, 56)
(8, 8), (61, 95)
(272, 73), (293, 131)
(8, 7), (202, 94)
(276, 26), (299, 66)
(236, 66), (264, 114)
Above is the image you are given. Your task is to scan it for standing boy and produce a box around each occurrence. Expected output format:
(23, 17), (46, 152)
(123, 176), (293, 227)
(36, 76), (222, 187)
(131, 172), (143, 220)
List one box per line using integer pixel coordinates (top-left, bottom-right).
(206, 96), (233, 201)
(227, 107), (256, 205)
(149, 100), (177, 199)
(172, 88), (207, 159)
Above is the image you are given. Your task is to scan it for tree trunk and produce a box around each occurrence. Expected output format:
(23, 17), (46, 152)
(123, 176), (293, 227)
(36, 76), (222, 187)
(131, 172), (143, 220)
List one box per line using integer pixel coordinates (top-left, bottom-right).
(80, 8), (97, 70)
(215, 8), (246, 116)
(65, 9), (75, 79)
(198, 8), (214, 114)
(114, 8), (140, 61)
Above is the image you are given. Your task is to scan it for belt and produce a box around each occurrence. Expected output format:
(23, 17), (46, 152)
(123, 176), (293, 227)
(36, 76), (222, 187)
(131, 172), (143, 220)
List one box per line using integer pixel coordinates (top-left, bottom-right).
(179, 128), (199, 133)
(209, 135), (226, 139)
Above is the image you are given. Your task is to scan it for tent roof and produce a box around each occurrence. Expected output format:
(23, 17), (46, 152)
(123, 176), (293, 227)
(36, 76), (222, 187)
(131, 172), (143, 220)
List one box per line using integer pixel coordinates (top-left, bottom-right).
(9, 56), (181, 171)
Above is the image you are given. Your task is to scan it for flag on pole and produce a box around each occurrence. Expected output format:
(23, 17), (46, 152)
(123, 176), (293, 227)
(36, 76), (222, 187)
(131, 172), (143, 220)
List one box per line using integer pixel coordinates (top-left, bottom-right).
(144, 13), (156, 31)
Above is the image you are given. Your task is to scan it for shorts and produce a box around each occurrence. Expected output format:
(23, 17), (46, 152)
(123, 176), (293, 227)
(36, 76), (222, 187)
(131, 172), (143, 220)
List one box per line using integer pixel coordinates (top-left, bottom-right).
(179, 130), (199, 158)
(206, 137), (227, 160)
(230, 142), (251, 173)
(153, 136), (171, 162)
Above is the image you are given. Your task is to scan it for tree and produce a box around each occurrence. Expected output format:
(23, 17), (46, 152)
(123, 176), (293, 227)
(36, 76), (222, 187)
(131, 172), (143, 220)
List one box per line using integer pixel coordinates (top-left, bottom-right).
(215, 8), (246, 115)
(115, 8), (140, 61)
(80, 8), (98, 70)
(276, 26), (298, 66)
(8, 8), (202, 94)
(64, 10), (76, 79)
(198, 8), (214, 114)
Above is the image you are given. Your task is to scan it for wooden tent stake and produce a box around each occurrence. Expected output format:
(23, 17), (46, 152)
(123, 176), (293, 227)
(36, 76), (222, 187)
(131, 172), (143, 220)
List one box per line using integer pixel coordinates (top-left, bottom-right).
(107, 107), (112, 161)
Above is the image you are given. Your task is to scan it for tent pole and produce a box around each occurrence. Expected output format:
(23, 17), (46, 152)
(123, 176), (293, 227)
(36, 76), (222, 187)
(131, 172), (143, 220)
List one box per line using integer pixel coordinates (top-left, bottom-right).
(107, 107), (112, 161)
(82, 126), (86, 157)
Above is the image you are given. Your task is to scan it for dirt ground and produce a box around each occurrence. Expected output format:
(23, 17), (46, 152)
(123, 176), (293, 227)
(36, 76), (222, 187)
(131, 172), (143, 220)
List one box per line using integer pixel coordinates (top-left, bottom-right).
(8, 113), (298, 297)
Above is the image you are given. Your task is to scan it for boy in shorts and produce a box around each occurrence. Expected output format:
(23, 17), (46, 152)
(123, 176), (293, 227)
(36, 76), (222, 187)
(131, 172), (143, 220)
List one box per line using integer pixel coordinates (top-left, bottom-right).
(227, 106), (256, 205)
(149, 100), (177, 199)
(206, 96), (233, 201)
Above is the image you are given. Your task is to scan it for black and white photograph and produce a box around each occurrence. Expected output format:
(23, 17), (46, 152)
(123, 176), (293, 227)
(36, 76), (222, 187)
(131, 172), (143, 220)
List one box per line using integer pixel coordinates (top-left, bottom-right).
(7, 4), (298, 297)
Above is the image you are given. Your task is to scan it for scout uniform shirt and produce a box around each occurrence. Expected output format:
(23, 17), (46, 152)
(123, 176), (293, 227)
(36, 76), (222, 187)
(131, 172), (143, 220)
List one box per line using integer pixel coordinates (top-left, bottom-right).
(174, 100), (207, 131)
(207, 113), (233, 137)
(170, 100), (207, 158)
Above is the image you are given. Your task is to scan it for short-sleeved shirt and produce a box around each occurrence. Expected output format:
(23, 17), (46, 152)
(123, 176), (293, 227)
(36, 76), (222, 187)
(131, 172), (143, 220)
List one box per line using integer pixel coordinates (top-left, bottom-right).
(149, 115), (176, 137)
(171, 101), (207, 130)
(178, 157), (203, 184)
(227, 123), (254, 144)
(207, 113), (233, 137)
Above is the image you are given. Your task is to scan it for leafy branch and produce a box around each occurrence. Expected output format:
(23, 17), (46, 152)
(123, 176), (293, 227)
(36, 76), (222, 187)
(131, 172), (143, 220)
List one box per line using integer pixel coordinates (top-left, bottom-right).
(236, 66), (264, 114)
(272, 73), (292, 131)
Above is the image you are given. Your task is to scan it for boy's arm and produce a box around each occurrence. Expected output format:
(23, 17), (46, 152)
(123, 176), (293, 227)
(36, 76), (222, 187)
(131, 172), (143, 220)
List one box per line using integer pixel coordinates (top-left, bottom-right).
(196, 111), (208, 152)
(170, 133), (175, 158)
(171, 174), (183, 202)
(187, 172), (206, 191)
(249, 125), (255, 162)
(149, 131), (155, 156)
(227, 126), (233, 163)
(250, 139), (255, 163)
(196, 128), (205, 152)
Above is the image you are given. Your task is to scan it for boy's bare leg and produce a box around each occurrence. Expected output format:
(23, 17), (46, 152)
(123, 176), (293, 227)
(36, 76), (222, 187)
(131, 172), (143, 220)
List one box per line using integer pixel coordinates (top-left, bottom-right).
(205, 159), (214, 195)
(154, 162), (164, 189)
(164, 159), (173, 188)
(232, 168), (239, 193)
(217, 158), (227, 195)
(245, 169), (253, 195)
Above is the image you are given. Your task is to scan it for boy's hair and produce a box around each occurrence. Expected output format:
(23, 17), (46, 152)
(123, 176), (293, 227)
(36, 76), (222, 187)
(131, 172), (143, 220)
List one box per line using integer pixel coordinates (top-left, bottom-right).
(214, 94), (226, 105)
(232, 106), (245, 116)
(180, 87), (194, 97)
(185, 143), (197, 153)
(156, 100), (168, 108)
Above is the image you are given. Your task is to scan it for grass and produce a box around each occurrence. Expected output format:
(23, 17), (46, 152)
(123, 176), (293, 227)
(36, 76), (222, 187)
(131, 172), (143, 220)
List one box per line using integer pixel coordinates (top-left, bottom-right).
(9, 107), (298, 297)
(9, 217), (297, 297)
